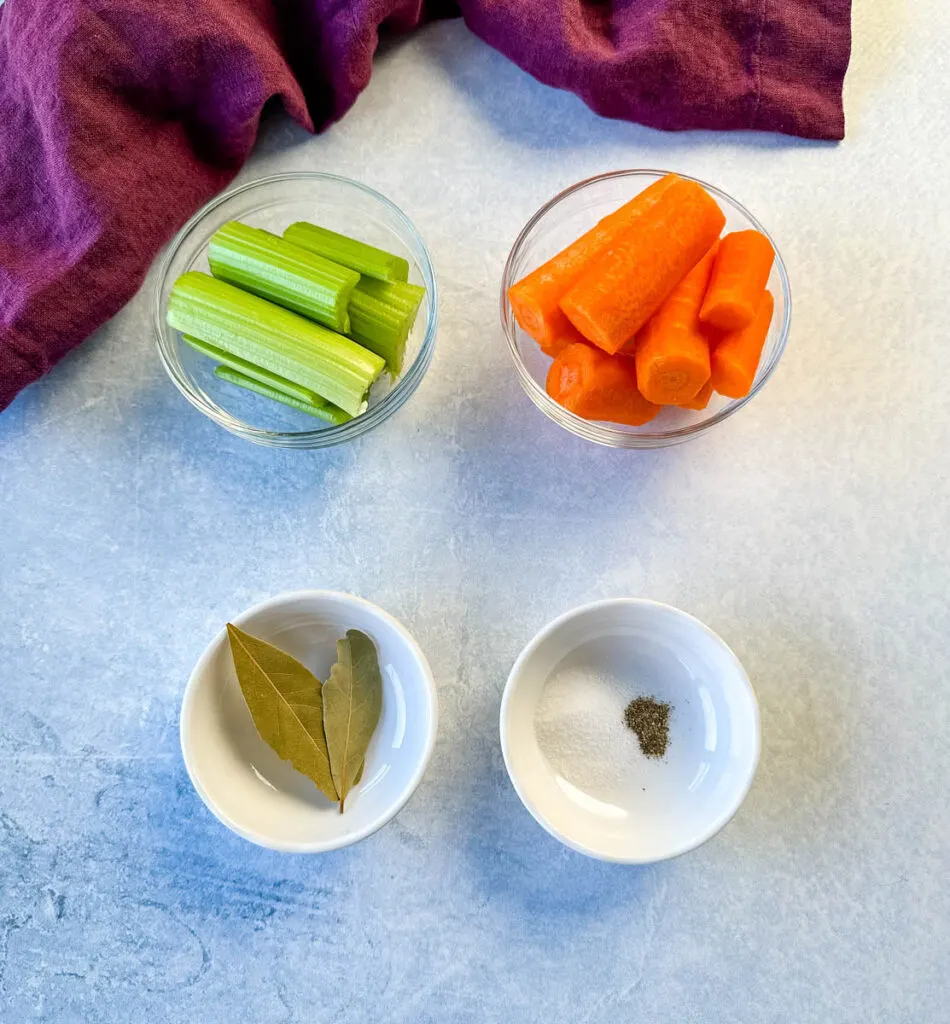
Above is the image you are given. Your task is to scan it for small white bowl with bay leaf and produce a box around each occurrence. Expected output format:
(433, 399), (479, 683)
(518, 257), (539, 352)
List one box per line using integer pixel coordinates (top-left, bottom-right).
(500, 599), (760, 863)
(180, 591), (438, 852)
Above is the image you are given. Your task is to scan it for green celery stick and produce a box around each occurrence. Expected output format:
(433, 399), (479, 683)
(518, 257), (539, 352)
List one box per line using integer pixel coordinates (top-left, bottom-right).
(354, 277), (425, 328)
(208, 222), (359, 333)
(182, 335), (329, 406)
(283, 222), (410, 283)
(214, 366), (352, 425)
(347, 288), (411, 375)
(167, 272), (384, 417)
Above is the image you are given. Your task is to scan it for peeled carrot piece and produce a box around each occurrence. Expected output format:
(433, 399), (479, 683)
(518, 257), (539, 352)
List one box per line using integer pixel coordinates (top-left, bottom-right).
(508, 174), (680, 354)
(633, 244), (717, 405)
(700, 230), (774, 331)
(710, 290), (775, 398)
(677, 380), (713, 410)
(546, 342), (660, 426)
(537, 320), (588, 359)
(559, 179), (725, 354)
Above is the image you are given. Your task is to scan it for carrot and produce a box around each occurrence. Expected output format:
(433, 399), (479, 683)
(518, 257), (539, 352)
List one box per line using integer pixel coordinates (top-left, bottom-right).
(632, 243), (717, 405)
(537, 320), (588, 359)
(677, 380), (713, 410)
(546, 342), (660, 426)
(699, 230), (774, 331)
(508, 174), (680, 354)
(559, 179), (726, 354)
(710, 290), (775, 398)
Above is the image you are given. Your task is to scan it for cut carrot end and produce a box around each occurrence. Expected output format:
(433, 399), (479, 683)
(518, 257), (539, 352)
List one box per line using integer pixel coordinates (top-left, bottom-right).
(510, 285), (590, 357)
(675, 379), (714, 411)
(637, 354), (710, 406)
(631, 242), (717, 405)
(546, 342), (660, 427)
(559, 300), (624, 354)
(508, 284), (547, 340)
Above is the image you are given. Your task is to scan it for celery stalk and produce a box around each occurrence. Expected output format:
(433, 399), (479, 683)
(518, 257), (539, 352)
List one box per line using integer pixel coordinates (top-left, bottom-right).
(214, 367), (351, 425)
(354, 277), (425, 327)
(347, 289), (411, 375)
(283, 222), (410, 283)
(182, 335), (329, 406)
(167, 272), (384, 417)
(208, 222), (359, 333)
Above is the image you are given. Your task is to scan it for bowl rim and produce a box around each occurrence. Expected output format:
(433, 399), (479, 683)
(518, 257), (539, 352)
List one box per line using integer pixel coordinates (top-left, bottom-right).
(179, 589), (439, 852)
(500, 169), (792, 449)
(154, 171), (439, 449)
(499, 597), (761, 864)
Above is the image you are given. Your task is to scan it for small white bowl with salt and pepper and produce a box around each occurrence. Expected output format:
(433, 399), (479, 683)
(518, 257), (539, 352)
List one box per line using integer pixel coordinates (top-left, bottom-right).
(500, 599), (760, 863)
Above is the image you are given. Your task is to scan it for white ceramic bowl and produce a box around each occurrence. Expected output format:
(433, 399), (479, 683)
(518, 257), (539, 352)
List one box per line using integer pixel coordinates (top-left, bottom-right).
(500, 599), (760, 863)
(180, 591), (438, 852)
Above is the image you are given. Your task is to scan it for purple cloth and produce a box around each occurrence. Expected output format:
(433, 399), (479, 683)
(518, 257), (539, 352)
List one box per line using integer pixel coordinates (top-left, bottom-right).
(0, 0), (851, 410)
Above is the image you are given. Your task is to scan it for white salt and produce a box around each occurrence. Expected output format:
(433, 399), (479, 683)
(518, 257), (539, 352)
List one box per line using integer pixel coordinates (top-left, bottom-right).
(534, 664), (646, 797)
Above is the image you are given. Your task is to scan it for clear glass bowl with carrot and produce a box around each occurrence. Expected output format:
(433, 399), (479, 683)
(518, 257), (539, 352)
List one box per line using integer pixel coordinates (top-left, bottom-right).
(501, 170), (790, 449)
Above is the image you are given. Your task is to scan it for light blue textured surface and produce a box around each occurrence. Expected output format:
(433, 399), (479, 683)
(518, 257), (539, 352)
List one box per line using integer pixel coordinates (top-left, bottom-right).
(2, 14), (948, 1022)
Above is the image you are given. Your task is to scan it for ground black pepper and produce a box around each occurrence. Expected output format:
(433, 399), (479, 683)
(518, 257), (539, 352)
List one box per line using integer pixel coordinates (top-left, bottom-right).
(623, 696), (671, 758)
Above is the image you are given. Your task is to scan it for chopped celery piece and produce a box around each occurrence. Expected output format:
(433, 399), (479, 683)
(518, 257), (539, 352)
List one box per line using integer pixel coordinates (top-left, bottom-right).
(167, 272), (384, 417)
(182, 335), (329, 407)
(208, 222), (359, 333)
(283, 222), (410, 283)
(347, 288), (411, 375)
(354, 277), (425, 328)
(214, 366), (352, 425)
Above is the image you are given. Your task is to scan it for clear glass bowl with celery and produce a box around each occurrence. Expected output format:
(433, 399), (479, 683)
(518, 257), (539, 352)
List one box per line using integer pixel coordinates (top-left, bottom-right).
(154, 173), (437, 448)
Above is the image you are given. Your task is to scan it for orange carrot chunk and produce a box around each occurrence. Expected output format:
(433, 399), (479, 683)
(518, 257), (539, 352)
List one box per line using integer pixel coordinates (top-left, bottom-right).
(508, 174), (680, 354)
(633, 243), (717, 405)
(677, 379), (713, 410)
(699, 230), (774, 331)
(536, 320), (588, 359)
(710, 290), (775, 398)
(559, 179), (726, 354)
(546, 342), (660, 426)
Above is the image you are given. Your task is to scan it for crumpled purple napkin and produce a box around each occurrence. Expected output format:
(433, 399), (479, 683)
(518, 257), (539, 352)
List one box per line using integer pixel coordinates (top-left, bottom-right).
(0, 0), (851, 410)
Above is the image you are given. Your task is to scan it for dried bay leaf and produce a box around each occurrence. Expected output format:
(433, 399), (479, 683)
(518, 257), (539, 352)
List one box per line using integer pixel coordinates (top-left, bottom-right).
(322, 629), (383, 811)
(226, 623), (338, 802)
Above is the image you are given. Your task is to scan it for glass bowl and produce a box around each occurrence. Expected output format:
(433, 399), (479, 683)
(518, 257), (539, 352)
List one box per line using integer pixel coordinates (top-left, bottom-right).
(500, 170), (791, 449)
(154, 172), (438, 448)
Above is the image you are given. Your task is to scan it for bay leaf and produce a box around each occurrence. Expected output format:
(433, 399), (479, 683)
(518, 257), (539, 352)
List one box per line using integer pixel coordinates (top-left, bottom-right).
(226, 623), (338, 802)
(322, 629), (383, 811)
